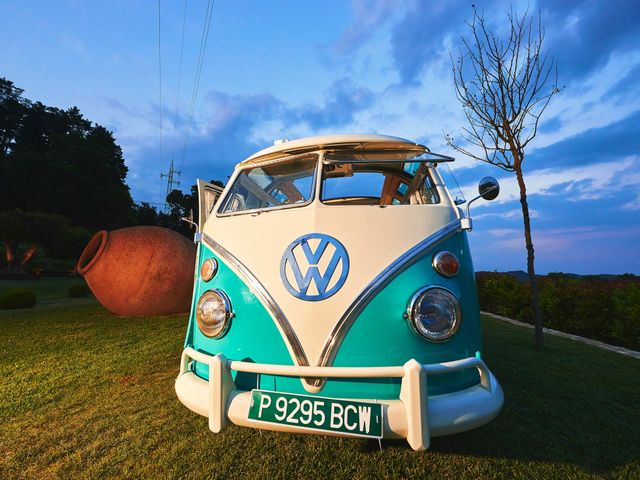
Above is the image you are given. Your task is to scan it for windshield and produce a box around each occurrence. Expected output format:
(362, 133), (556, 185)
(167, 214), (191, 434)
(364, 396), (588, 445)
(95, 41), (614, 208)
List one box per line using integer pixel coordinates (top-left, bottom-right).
(218, 154), (317, 215)
(321, 153), (440, 206)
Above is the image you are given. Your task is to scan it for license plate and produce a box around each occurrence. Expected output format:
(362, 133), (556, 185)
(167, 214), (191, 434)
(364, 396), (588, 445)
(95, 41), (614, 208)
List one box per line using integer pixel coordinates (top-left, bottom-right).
(248, 389), (383, 438)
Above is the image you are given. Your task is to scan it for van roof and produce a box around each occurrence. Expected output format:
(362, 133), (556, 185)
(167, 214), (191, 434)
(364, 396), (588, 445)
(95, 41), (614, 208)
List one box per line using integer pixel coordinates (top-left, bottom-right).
(239, 134), (426, 167)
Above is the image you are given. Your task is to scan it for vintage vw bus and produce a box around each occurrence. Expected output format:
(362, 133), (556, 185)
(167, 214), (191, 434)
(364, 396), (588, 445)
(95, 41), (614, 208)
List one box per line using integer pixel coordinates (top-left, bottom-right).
(175, 134), (503, 451)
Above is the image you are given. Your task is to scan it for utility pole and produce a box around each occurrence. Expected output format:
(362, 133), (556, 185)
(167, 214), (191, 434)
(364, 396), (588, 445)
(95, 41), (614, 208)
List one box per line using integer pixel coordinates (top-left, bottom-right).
(161, 159), (181, 212)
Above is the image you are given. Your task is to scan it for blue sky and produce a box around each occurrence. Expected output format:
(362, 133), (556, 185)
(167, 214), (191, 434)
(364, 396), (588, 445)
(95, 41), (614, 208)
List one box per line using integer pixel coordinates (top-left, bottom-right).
(2, 0), (639, 274)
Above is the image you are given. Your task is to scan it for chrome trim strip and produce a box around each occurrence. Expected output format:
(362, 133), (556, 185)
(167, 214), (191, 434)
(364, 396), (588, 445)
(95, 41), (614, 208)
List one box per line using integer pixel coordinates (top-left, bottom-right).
(184, 237), (202, 347)
(312, 219), (462, 387)
(200, 233), (310, 371)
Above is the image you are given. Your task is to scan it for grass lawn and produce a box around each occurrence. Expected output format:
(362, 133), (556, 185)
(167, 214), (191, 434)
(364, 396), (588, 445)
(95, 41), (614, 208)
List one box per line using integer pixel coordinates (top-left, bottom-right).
(0, 280), (638, 479)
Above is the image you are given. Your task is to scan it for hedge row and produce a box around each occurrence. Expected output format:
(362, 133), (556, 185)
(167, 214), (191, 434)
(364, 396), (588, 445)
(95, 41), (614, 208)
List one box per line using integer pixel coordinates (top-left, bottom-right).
(476, 272), (640, 351)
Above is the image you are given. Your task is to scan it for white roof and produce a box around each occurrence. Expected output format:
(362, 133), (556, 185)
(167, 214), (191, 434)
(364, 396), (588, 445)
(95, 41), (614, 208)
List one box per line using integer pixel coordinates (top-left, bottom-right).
(239, 134), (425, 167)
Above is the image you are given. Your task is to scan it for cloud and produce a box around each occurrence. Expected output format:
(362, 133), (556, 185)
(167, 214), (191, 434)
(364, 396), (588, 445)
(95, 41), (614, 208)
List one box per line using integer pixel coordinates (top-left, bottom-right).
(329, 0), (401, 56)
(503, 225), (640, 253)
(447, 99), (640, 200)
(101, 96), (136, 117)
(467, 156), (640, 207)
(384, 0), (640, 87)
(474, 208), (539, 221)
(531, 51), (640, 150)
(295, 78), (376, 130)
(471, 224), (640, 274)
(517, 106), (640, 179)
(111, 78), (380, 203)
(389, 0), (468, 86)
(539, 0), (640, 80)
(601, 62), (640, 104)
(621, 194), (640, 211)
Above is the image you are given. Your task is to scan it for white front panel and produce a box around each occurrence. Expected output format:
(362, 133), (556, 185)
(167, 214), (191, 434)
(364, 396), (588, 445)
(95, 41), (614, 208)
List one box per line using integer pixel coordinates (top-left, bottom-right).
(204, 203), (456, 366)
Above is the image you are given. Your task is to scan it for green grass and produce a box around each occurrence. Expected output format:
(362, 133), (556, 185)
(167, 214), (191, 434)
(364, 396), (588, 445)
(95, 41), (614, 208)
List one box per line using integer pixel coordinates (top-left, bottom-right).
(0, 280), (638, 479)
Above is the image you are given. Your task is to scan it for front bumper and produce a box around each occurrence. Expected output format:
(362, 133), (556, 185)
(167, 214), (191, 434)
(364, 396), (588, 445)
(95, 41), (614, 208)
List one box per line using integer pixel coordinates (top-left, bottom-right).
(175, 347), (503, 451)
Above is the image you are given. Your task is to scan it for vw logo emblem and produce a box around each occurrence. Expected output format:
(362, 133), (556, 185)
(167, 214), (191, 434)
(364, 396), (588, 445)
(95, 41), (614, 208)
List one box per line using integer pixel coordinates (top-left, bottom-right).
(280, 233), (349, 301)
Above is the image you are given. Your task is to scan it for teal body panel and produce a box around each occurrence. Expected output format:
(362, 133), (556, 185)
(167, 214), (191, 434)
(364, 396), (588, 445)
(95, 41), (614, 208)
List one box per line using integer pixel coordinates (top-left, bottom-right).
(187, 243), (296, 390)
(186, 231), (482, 399)
(324, 232), (481, 398)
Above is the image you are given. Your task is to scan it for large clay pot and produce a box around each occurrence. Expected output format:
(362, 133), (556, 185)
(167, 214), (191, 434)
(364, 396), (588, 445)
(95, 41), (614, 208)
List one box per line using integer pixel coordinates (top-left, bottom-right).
(77, 226), (196, 316)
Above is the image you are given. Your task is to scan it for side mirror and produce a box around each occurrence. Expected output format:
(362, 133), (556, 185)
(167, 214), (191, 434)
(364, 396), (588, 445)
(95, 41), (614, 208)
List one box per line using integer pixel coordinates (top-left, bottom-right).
(461, 177), (501, 231)
(478, 177), (500, 201)
(180, 208), (198, 232)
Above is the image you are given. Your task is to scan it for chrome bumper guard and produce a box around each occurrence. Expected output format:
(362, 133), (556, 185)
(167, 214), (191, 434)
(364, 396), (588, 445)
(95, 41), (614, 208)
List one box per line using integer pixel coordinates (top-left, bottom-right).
(175, 347), (504, 451)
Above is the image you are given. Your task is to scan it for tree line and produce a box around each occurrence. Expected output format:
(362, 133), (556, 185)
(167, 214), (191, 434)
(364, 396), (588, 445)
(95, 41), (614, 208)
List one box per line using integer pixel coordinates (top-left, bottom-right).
(0, 77), (220, 273)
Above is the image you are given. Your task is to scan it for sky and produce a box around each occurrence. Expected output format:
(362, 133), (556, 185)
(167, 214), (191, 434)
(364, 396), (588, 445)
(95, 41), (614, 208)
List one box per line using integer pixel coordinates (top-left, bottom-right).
(1, 0), (639, 274)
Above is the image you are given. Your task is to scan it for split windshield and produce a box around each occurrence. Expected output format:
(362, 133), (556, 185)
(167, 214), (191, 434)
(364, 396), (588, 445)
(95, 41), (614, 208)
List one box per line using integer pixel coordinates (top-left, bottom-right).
(218, 154), (317, 215)
(217, 151), (441, 215)
(321, 152), (440, 206)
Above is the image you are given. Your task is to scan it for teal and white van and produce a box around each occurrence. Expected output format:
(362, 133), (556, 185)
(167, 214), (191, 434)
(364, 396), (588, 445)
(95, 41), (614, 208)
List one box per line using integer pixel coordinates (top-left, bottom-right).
(175, 134), (504, 451)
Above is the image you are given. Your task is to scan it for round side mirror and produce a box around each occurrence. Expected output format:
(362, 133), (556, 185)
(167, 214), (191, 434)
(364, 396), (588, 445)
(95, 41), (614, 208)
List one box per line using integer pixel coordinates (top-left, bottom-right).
(478, 177), (500, 201)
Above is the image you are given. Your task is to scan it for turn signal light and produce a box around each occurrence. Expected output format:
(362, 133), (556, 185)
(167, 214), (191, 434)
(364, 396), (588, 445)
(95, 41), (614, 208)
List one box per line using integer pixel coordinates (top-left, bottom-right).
(432, 251), (460, 277)
(200, 258), (218, 282)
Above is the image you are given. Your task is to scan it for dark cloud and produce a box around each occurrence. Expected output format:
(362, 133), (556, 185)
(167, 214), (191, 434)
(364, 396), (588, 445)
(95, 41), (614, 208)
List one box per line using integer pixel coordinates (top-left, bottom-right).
(126, 79), (376, 202)
(389, 0), (469, 86)
(538, 116), (563, 135)
(330, 0), (398, 55)
(539, 0), (640, 80)
(295, 78), (374, 129)
(386, 1), (640, 87)
(101, 96), (136, 117)
(173, 91), (286, 185)
(529, 109), (640, 168)
(601, 62), (640, 103)
(444, 108), (640, 195)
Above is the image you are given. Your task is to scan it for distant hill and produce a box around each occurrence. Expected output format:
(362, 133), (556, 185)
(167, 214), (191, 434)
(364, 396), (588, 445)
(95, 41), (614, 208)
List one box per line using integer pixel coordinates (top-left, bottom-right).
(476, 270), (636, 282)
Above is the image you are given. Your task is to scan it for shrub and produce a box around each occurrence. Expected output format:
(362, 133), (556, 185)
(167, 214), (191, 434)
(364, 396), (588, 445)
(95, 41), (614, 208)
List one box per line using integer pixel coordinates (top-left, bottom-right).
(476, 272), (530, 321)
(0, 289), (37, 309)
(68, 283), (91, 298)
(477, 272), (640, 350)
(610, 283), (640, 350)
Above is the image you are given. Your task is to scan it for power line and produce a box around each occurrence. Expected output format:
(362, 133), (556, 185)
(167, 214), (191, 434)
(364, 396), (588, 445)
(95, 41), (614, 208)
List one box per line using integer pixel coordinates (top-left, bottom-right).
(169, 0), (188, 168)
(179, 0), (215, 173)
(159, 0), (187, 212)
(157, 0), (163, 195)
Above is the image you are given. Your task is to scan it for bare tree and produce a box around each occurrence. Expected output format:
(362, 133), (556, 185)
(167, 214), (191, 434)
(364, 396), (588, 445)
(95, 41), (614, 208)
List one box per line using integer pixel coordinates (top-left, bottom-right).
(446, 8), (562, 348)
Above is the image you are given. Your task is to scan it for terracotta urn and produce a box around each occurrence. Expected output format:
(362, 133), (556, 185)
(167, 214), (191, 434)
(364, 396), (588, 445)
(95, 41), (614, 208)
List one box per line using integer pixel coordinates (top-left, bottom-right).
(77, 226), (196, 316)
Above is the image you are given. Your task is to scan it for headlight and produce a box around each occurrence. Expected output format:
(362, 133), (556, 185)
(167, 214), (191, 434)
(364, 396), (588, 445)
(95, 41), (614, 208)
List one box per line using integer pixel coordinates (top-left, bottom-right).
(200, 258), (218, 282)
(196, 289), (233, 338)
(406, 287), (461, 341)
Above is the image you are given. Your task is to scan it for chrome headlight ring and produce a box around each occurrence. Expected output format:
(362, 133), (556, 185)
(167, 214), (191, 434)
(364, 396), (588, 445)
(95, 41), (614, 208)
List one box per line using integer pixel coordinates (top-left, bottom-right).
(196, 289), (234, 338)
(405, 286), (461, 342)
